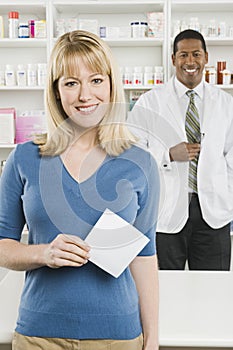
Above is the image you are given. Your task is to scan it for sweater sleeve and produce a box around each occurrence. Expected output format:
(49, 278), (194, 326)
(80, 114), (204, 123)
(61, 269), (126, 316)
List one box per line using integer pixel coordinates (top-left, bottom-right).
(0, 147), (25, 241)
(134, 152), (160, 256)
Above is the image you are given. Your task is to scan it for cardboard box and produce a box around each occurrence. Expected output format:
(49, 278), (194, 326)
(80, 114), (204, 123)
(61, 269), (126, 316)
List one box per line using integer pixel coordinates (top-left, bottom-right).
(0, 108), (15, 144)
(16, 110), (47, 144)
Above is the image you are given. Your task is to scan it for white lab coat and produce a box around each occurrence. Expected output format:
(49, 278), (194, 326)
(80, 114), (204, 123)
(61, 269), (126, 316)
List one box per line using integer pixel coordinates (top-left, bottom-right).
(128, 77), (233, 233)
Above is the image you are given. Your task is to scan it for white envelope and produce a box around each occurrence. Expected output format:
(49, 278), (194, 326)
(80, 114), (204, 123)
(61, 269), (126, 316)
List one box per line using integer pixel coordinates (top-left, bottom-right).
(85, 208), (150, 278)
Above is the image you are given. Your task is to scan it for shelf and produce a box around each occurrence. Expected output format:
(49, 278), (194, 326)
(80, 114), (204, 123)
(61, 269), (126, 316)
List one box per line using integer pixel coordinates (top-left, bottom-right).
(124, 85), (155, 90)
(0, 2), (46, 16)
(0, 86), (45, 91)
(104, 38), (163, 47)
(52, 1), (164, 14)
(205, 37), (233, 46)
(215, 84), (233, 89)
(171, 0), (233, 12)
(0, 39), (47, 48)
(53, 37), (163, 47)
(0, 144), (16, 149)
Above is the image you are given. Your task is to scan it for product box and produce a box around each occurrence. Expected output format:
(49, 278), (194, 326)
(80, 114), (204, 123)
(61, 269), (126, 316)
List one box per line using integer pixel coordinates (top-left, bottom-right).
(79, 19), (98, 35)
(147, 12), (164, 38)
(0, 108), (15, 144)
(15, 110), (47, 144)
(34, 20), (46, 38)
(129, 90), (145, 111)
(0, 16), (4, 38)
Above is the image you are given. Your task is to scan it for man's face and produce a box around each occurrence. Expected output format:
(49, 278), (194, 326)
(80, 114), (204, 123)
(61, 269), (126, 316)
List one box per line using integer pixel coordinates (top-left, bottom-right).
(172, 38), (208, 89)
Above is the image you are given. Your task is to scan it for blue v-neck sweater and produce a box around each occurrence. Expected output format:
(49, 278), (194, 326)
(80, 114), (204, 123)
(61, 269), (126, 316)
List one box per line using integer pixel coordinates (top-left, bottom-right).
(0, 141), (159, 340)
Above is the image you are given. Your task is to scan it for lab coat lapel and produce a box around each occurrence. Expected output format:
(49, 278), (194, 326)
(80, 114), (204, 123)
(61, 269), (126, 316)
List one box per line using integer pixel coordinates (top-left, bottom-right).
(202, 82), (218, 134)
(163, 78), (186, 140)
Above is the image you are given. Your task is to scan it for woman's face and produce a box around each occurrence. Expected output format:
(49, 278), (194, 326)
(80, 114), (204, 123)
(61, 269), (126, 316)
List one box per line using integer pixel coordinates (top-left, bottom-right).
(57, 57), (111, 130)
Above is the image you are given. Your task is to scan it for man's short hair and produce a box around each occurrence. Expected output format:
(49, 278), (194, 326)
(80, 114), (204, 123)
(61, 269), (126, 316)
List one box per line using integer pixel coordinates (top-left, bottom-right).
(173, 29), (207, 55)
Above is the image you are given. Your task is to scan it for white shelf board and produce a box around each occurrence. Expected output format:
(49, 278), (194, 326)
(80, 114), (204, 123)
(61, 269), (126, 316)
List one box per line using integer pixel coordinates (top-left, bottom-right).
(124, 85), (155, 90)
(171, 0), (233, 12)
(0, 144), (16, 149)
(52, 1), (164, 14)
(0, 38), (47, 48)
(0, 86), (45, 91)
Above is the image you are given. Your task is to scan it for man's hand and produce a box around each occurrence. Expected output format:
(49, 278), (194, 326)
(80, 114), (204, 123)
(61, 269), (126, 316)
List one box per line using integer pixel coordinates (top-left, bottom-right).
(169, 142), (200, 162)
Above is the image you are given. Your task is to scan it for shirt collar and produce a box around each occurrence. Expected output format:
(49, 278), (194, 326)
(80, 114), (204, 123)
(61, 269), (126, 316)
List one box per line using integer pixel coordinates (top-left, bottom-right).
(174, 76), (204, 100)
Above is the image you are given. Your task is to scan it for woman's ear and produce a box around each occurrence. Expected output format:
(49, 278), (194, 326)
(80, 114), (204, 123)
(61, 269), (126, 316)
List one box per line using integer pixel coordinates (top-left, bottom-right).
(56, 91), (60, 99)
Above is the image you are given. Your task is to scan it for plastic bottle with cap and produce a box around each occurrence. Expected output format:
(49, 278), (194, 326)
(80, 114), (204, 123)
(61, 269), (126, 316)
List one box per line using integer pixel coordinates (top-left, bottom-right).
(144, 66), (154, 85)
(16, 64), (27, 86)
(27, 63), (37, 86)
(133, 66), (143, 85)
(8, 11), (19, 38)
(37, 63), (47, 86)
(5, 64), (16, 86)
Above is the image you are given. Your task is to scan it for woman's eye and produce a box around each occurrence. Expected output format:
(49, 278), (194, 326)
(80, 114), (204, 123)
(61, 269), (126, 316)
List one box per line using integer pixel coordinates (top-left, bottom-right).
(65, 81), (77, 87)
(92, 78), (103, 84)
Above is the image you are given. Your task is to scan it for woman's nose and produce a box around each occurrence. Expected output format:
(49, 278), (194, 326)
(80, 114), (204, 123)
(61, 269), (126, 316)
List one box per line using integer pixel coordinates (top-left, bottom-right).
(79, 82), (92, 102)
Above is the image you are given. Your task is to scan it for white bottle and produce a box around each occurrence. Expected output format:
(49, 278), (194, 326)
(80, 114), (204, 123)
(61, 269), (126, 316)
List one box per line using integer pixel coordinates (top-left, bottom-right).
(154, 66), (164, 85)
(0, 66), (5, 85)
(133, 66), (143, 85)
(218, 22), (226, 37)
(0, 16), (4, 38)
(8, 11), (19, 39)
(144, 66), (154, 85)
(16, 64), (27, 86)
(5, 64), (16, 86)
(27, 64), (37, 86)
(37, 63), (47, 86)
(180, 20), (188, 32)
(123, 67), (133, 85)
(173, 20), (181, 37)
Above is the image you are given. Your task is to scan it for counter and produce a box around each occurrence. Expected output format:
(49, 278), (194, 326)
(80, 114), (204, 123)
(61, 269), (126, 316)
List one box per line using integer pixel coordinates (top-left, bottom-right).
(1, 269), (233, 347)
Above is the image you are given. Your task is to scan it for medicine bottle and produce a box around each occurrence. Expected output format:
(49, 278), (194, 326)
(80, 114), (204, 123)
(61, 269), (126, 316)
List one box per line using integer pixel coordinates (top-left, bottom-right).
(0, 66), (5, 86)
(8, 11), (19, 38)
(208, 19), (217, 37)
(217, 61), (226, 84)
(139, 22), (148, 37)
(16, 64), (27, 86)
(27, 63), (37, 86)
(37, 63), (47, 86)
(29, 20), (35, 38)
(123, 67), (132, 85)
(133, 66), (143, 85)
(5, 64), (16, 86)
(131, 22), (140, 38)
(205, 66), (216, 85)
(144, 66), (154, 85)
(222, 69), (231, 85)
(18, 23), (29, 38)
(154, 66), (164, 84)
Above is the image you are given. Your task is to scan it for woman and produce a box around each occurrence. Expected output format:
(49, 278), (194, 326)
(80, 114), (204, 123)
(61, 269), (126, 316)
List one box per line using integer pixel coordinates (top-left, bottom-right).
(0, 30), (159, 350)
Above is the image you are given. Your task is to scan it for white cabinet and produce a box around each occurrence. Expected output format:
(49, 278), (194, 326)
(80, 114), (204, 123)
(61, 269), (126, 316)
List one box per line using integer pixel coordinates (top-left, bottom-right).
(169, 0), (233, 94)
(50, 0), (167, 107)
(0, 1), (48, 163)
(0, 0), (233, 164)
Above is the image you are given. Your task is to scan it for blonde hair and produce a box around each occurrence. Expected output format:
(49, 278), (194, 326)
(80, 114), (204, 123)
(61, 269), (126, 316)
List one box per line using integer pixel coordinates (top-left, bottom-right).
(36, 30), (137, 156)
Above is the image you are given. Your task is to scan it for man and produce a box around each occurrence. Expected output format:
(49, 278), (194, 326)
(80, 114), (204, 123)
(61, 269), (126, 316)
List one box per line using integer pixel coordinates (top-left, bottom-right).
(129, 29), (233, 270)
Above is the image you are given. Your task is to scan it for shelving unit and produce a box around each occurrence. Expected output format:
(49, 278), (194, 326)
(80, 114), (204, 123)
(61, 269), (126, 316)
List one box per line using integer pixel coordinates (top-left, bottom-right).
(0, 0), (233, 164)
(168, 0), (233, 86)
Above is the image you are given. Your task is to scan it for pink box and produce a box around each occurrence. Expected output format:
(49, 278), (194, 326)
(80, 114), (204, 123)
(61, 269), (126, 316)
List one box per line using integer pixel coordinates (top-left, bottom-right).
(16, 114), (47, 144)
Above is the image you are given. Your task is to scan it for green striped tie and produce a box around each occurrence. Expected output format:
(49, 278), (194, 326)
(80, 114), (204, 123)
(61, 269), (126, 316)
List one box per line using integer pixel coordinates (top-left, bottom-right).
(185, 90), (200, 192)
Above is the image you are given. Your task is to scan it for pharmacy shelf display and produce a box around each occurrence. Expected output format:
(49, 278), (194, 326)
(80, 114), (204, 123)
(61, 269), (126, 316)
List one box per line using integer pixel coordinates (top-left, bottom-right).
(1, 0), (233, 165)
(169, 0), (233, 91)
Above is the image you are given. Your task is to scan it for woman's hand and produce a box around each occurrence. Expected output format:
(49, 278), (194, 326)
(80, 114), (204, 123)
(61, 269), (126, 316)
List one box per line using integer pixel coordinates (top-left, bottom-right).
(43, 234), (91, 268)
